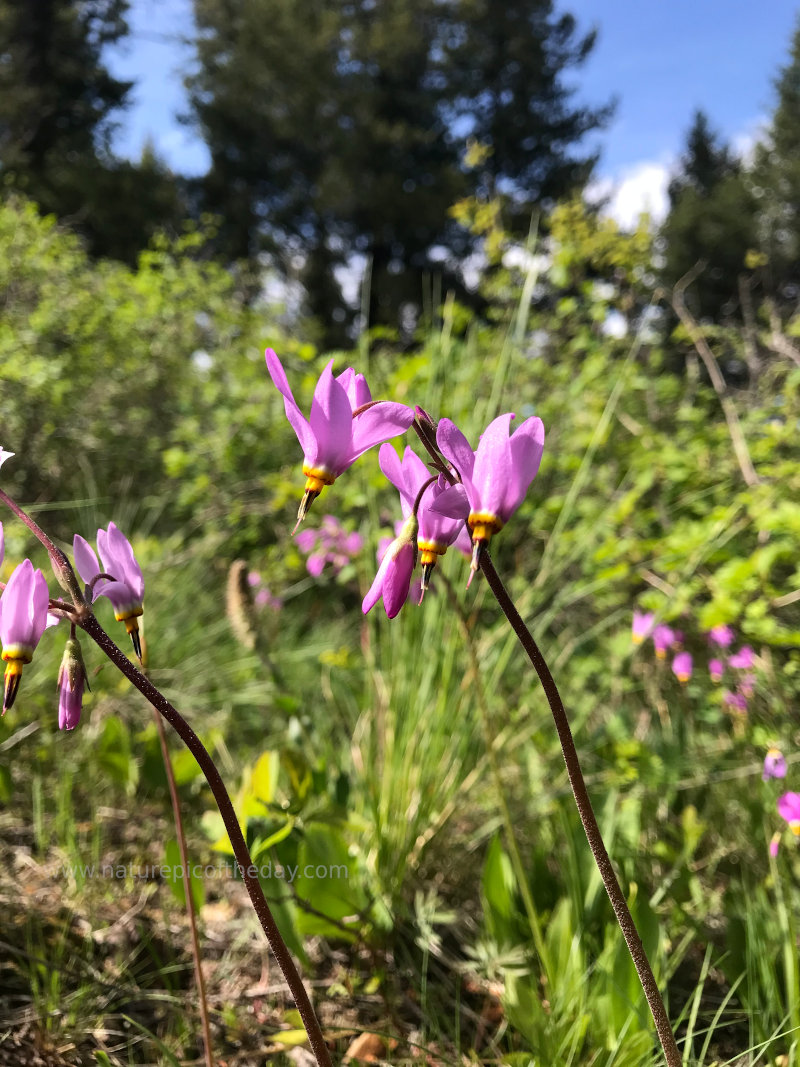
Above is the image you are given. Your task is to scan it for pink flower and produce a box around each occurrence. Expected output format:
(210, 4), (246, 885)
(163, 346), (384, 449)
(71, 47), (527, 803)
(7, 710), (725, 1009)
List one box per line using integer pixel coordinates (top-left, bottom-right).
(632, 611), (655, 645)
(431, 412), (545, 579)
(738, 673), (755, 698)
(672, 651), (692, 683)
(729, 646), (754, 670)
(295, 514), (363, 576)
(74, 523), (144, 659)
(723, 689), (747, 714)
(379, 444), (467, 596)
(777, 792), (800, 835)
(265, 350), (414, 526)
(708, 625), (734, 648)
(652, 625), (674, 660)
(769, 832), (781, 859)
(763, 748), (787, 781)
(709, 658), (724, 683)
(0, 521), (4, 569)
(0, 559), (50, 712)
(362, 514), (418, 619)
(57, 638), (88, 731)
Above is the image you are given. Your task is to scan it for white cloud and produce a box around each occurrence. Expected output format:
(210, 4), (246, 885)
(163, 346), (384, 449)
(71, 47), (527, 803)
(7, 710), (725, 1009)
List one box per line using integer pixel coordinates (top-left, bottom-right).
(589, 161), (671, 230)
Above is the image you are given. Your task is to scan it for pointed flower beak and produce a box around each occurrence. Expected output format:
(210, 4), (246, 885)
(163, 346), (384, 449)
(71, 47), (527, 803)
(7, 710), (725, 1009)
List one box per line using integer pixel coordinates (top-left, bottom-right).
(265, 349), (414, 526)
(0, 559), (50, 712)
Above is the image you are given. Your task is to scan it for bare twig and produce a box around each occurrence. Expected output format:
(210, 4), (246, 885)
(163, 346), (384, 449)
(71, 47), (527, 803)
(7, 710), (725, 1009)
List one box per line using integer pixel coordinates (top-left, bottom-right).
(671, 271), (759, 487)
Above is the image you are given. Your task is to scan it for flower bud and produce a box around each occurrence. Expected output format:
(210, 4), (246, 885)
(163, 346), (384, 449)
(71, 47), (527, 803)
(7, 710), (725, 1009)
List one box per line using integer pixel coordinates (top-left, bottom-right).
(57, 636), (89, 731)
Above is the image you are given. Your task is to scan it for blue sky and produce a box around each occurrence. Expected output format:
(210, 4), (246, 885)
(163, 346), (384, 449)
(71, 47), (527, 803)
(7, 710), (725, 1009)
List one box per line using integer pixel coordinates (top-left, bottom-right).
(107, 0), (800, 224)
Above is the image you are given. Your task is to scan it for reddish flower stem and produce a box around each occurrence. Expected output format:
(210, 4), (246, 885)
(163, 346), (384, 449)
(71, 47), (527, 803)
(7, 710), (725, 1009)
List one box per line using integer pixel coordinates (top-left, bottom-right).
(76, 613), (333, 1067)
(477, 549), (681, 1067)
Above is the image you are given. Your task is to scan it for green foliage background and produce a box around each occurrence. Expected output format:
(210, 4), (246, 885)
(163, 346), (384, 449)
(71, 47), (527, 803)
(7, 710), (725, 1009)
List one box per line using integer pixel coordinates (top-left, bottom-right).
(1, 192), (800, 1064)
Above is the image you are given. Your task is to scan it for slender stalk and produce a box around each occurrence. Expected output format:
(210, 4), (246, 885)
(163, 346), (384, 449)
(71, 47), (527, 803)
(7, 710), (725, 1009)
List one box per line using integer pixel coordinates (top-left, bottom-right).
(478, 550), (682, 1067)
(151, 702), (215, 1067)
(77, 613), (333, 1067)
(439, 573), (551, 980)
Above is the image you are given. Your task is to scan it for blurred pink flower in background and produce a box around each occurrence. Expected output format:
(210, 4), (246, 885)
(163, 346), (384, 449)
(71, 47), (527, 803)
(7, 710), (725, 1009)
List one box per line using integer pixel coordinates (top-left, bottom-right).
(708, 625), (734, 648)
(672, 651), (692, 683)
(729, 646), (754, 670)
(763, 748), (787, 781)
(777, 792), (800, 835)
(709, 658), (724, 682)
(295, 515), (363, 577)
(652, 625), (674, 660)
(632, 611), (655, 645)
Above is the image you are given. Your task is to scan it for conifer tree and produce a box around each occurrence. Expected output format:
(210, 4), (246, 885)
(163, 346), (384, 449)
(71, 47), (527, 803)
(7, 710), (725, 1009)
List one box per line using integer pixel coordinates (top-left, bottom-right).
(660, 110), (756, 320)
(187, 0), (610, 339)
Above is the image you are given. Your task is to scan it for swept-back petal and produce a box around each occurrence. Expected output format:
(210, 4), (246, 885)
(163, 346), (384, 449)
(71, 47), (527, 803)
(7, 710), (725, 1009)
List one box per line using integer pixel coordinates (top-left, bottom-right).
(309, 361), (354, 473)
(427, 483), (469, 520)
(265, 349), (316, 459)
(349, 402), (414, 460)
(436, 419), (475, 483)
(73, 535), (102, 596)
(501, 416), (545, 518)
(471, 413), (515, 519)
(378, 442), (406, 496)
(30, 569), (49, 646)
(0, 521), (4, 569)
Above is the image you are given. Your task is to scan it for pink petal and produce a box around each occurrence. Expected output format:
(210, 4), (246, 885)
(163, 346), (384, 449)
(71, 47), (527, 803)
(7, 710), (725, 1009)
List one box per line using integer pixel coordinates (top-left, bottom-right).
(436, 418), (475, 483)
(428, 483), (469, 520)
(350, 402), (415, 459)
(309, 361), (355, 473)
(73, 535), (101, 589)
(778, 792), (800, 823)
(472, 413), (516, 519)
(265, 348), (317, 459)
(502, 416), (545, 517)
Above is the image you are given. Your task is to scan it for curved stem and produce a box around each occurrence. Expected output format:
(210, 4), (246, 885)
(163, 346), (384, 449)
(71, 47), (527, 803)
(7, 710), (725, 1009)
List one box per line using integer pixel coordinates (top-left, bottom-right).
(478, 550), (681, 1067)
(77, 613), (333, 1067)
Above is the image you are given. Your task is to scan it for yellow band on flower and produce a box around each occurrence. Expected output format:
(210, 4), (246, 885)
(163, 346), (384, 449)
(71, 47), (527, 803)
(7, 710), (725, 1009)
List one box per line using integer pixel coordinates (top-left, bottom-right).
(302, 464), (336, 494)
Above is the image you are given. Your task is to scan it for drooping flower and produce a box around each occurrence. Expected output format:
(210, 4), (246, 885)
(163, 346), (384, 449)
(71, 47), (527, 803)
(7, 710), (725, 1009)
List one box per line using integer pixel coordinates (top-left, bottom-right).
(652, 624), (675, 660)
(709, 658), (724, 683)
(672, 651), (692, 684)
(769, 832), (781, 859)
(763, 748), (787, 781)
(57, 636), (89, 731)
(708, 625), (734, 648)
(729, 646), (755, 670)
(777, 792), (800, 835)
(362, 513), (418, 619)
(632, 611), (655, 645)
(0, 559), (50, 712)
(379, 444), (468, 596)
(430, 412), (545, 579)
(74, 523), (145, 659)
(265, 350), (414, 527)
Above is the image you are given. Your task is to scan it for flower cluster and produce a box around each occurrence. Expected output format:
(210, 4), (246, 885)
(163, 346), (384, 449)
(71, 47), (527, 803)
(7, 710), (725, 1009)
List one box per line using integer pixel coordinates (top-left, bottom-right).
(630, 606), (795, 856)
(0, 467), (145, 728)
(266, 351), (545, 618)
(295, 515), (363, 577)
